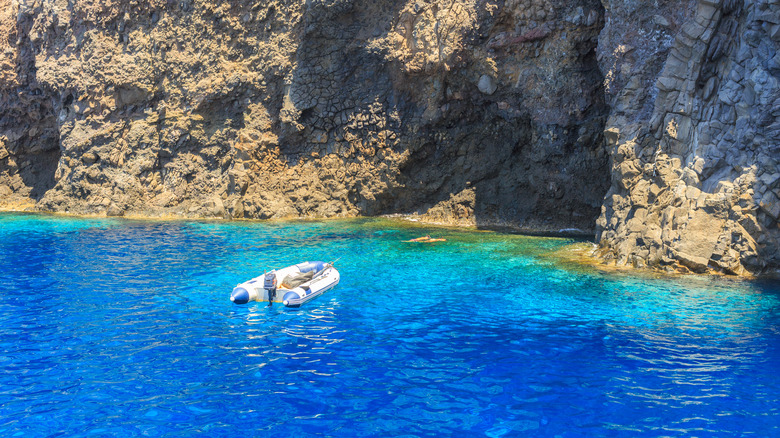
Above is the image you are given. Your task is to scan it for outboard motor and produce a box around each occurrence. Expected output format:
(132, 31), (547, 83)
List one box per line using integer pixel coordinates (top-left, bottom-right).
(264, 270), (277, 307)
(230, 270), (277, 305)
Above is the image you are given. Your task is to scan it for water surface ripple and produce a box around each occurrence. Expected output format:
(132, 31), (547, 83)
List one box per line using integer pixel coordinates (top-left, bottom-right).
(0, 213), (778, 437)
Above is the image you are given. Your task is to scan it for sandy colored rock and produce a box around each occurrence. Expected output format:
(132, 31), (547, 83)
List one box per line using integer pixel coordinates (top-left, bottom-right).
(0, 0), (609, 234)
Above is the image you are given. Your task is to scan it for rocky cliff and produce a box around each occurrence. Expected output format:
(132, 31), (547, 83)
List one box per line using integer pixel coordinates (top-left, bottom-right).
(595, 0), (780, 276)
(0, 0), (608, 231)
(0, 0), (778, 275)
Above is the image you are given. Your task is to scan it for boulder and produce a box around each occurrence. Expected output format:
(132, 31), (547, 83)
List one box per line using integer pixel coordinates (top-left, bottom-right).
(477, 75), (498, 95)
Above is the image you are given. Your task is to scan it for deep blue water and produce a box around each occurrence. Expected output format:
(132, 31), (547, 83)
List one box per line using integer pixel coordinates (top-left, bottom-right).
(1, 213), (779, 437)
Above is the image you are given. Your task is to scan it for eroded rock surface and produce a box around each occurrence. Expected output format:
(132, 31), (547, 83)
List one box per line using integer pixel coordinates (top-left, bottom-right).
(0, 0), (608, 233)
(596, 0), (780, 275)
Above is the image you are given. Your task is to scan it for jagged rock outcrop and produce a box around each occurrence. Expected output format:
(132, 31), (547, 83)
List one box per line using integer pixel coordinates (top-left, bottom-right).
(596, 0), (780, 276)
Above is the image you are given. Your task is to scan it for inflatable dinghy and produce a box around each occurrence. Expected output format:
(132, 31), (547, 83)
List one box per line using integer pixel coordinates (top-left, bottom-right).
(230, 261), (340, 308)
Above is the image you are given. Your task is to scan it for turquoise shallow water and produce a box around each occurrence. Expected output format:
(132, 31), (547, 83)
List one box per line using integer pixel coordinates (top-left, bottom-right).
(0, 212), (779, 437)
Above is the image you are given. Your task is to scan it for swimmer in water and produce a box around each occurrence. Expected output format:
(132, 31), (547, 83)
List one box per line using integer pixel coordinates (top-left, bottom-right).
(404, 235), (446, 243)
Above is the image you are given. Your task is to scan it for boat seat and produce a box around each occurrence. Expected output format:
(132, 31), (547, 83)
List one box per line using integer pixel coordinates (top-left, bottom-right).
(280, 271), (314, 289)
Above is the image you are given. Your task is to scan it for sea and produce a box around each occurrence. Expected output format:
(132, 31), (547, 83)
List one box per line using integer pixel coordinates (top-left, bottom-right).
(0, 212), (778, 437)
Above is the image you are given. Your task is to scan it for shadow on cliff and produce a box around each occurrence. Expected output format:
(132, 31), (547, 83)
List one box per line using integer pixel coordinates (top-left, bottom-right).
(396, 100), (610, 235)
(377, 1), (610, 235)
(258, 0), (611, 234)
(0, 8), (60, 202)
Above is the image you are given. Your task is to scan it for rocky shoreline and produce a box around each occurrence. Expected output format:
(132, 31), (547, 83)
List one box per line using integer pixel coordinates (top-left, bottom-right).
(1, 0), (778, 277)
(2, 200), (778, 278)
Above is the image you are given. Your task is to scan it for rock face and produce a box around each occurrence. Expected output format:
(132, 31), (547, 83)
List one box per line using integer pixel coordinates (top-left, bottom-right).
(1, 0), (778, 275)
(0, 0), (608, 233)
(596, 0), (780, 276)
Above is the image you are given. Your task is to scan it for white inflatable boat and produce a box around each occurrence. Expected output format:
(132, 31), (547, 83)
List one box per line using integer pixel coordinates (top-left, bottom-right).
(230, 261), (340, 308)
